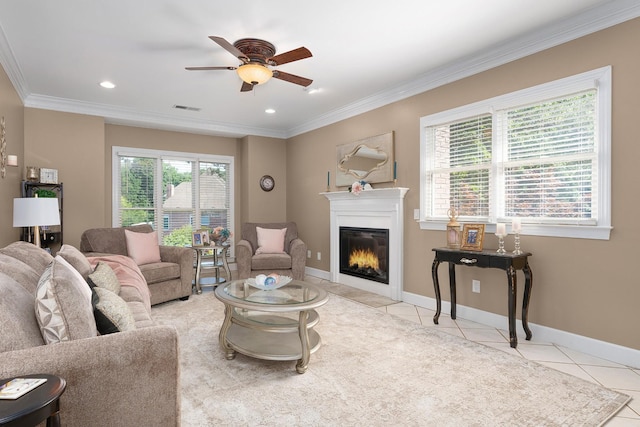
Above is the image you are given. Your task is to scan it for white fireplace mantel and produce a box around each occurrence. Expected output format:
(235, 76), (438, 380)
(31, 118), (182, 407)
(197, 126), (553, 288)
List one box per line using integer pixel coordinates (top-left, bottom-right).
(322, 188), (409, 300)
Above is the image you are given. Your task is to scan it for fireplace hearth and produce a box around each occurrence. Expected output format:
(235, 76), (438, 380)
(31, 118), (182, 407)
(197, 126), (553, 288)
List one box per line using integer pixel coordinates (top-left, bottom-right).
(339, 227), (389, 284)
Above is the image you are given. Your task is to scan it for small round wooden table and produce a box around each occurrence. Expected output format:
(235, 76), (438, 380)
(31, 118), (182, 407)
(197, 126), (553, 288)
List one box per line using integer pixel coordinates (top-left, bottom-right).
(0, 374), (66, 427)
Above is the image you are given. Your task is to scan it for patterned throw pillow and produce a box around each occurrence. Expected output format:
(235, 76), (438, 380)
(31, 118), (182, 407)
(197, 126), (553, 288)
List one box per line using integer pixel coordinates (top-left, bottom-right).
(35, 256), (97, 344)
(92, 287), (136, 334)
(87, 262), (121, 294)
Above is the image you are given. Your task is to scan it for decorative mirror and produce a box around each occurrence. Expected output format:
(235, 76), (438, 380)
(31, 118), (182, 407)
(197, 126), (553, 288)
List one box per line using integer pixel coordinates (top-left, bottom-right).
(335, 131), (394, 186)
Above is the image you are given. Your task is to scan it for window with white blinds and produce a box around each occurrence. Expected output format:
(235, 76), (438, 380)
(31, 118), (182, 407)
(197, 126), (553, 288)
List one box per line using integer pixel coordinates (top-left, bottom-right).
(419, 66), (611, 240)
(113, 147), (234, 247)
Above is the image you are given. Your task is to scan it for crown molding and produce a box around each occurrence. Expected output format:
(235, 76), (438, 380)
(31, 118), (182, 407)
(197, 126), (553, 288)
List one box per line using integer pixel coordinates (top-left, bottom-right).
(0, 21), (28, 101)
(22, 94), (287, 139)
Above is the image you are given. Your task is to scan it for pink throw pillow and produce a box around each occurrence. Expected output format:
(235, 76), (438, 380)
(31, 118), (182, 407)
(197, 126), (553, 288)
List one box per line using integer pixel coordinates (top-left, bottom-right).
(124, 230), (161, 265)
(255, 227), (287, 254)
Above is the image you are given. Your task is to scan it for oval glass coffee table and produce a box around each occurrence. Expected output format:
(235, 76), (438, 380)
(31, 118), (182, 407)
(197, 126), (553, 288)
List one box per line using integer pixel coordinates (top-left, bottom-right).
(214, 279), (329, 374)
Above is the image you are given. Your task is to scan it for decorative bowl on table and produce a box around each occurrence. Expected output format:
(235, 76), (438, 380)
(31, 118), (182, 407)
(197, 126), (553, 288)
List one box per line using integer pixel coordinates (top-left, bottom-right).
(245, 274), (292, 290)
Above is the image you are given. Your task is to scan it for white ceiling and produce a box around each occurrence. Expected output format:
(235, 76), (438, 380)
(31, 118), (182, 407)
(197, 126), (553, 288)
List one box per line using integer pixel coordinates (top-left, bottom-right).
(0, 0), (638, 139)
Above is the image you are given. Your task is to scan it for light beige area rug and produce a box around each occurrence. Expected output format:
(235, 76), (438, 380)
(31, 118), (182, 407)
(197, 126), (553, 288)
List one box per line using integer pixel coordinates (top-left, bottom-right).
(152, 291), (629, 426)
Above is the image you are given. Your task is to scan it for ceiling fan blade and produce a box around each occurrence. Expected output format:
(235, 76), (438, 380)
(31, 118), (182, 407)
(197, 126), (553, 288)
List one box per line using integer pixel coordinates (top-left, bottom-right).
(240, 81), (254, 92)
(272, 70), (313, 87)
(185, 66), (237, 71)
(268, 47), (312, 66)
(209, 36), (249, 63)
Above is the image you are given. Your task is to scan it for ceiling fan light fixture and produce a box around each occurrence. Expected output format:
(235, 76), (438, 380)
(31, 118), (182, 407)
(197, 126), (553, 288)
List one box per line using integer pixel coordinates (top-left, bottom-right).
(237, 63), (273, 85)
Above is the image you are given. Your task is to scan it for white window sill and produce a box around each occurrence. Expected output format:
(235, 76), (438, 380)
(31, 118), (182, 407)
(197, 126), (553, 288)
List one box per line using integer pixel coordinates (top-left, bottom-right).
(417, 220), (611, 240)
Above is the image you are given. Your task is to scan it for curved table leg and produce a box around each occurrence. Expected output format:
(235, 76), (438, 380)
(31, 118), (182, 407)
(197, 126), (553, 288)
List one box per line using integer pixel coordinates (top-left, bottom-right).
(194, 249), (203, 294)
(219, 304), (236, 360)
(448, 262), (457, 319)
(506, 266), (518, 348)
(296, 310), (311, 374)
(432, 259), (441, 324)
(221, 246), (232, 281)
(522, 261), (533, 341)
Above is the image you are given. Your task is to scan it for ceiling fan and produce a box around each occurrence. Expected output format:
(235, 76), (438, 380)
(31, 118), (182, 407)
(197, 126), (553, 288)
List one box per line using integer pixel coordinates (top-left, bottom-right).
(186, 36), (313, 92)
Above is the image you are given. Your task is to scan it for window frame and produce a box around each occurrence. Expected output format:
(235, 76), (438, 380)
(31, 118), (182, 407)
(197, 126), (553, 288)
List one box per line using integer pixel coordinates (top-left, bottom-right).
(418, 66), (612, 240)
(112, 146), (235, 244)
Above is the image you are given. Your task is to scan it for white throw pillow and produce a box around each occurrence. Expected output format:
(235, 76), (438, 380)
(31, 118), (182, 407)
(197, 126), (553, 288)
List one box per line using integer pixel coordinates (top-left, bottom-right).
(255, 227), (287, 254)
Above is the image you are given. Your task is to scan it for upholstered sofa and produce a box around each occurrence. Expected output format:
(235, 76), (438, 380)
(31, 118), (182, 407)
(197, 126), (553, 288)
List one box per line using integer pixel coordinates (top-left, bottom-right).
(0, 241), (180, 426)
(80, 224), (193, 305)
(236, 222), (307, 280)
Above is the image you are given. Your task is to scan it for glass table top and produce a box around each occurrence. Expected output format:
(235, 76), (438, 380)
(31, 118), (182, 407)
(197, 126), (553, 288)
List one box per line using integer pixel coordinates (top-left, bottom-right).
(218, 280), (327, 307)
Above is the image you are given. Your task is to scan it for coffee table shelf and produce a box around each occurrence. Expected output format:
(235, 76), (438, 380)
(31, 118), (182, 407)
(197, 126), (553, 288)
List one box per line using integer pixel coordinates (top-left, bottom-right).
(225, 322), (322, 360)
(214, 280), (328, 374)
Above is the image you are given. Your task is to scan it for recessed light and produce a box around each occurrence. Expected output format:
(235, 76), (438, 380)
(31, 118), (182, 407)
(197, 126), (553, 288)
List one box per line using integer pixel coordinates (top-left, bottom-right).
(100, 81), (116, 89)
(265, 108), (276, 114)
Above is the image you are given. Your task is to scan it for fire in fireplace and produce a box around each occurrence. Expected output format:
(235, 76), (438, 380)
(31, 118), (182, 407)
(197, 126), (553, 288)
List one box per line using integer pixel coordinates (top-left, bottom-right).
(339, 226), (389, 284)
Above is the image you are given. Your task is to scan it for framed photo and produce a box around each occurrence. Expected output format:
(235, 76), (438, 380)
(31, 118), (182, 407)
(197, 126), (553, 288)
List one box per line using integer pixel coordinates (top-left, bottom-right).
(460, 224), (485, 251)
(200, 229), (210, 246)
(192, 231), (204, 247)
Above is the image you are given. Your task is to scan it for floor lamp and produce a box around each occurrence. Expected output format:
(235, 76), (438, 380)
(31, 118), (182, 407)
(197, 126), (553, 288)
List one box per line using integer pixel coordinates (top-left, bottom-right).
(13, 196), (61, 247)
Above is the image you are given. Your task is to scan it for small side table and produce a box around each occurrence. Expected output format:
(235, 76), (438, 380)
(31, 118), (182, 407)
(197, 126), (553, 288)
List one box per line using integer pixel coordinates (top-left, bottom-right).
(192, 244), (231, 294)
(0, 374), (66, 427)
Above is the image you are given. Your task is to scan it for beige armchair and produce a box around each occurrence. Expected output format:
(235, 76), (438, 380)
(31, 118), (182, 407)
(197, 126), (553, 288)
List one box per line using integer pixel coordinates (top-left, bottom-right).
(236, 222), (307, 280)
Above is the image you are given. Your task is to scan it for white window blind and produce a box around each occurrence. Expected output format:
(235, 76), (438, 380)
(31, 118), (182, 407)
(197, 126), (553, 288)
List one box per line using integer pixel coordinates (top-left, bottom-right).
(427, 114), (492, 219)
(419, 66), (611, 239)
(501, 91), (596, 224)
(113, 147), (234, 248)
(118, 156), (157, 227)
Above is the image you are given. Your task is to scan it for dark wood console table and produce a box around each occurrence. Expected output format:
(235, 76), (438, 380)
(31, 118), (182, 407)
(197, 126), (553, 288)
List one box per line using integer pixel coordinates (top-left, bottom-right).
(431, 247), (533, 348)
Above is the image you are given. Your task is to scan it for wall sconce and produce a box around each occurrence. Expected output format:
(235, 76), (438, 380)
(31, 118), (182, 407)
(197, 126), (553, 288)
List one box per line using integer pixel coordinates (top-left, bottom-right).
(1, 116), (18, 178)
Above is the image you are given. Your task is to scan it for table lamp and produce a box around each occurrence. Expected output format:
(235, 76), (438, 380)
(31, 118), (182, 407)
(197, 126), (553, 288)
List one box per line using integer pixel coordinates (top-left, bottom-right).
(13, 196), (60, 247)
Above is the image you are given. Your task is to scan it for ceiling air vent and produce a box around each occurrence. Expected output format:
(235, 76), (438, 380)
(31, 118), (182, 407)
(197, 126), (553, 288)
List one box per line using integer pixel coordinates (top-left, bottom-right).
(172, 105), (201, 112)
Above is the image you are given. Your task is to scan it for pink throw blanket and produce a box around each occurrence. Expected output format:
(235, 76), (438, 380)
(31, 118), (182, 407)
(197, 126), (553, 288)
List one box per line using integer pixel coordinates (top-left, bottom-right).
(88, 255), (151, 311)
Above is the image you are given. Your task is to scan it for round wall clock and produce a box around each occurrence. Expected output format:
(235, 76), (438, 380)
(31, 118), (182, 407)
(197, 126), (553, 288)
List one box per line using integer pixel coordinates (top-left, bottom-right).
(259, 175), (275, 192)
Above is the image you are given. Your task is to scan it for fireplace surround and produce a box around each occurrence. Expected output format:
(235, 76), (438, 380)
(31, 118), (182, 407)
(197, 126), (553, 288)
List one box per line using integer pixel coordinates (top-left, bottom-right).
(323, 188), (408, 300)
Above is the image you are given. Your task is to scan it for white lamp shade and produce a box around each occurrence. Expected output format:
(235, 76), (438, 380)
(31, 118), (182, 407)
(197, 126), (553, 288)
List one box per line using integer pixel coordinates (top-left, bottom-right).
(13, 197), (60, 227)
(236, 63), (273, 85)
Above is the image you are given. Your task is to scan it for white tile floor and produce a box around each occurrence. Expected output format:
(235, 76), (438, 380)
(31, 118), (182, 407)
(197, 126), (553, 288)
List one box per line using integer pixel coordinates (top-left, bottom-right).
(305, 276), (640, 425)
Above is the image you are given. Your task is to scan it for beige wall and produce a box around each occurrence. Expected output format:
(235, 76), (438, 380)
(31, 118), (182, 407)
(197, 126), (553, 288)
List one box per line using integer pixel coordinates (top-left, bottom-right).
(241, 135), (287, 223)
(23, 108), (106, 248)
(0, 66), (24, 246)
(287, 18), (640, 350)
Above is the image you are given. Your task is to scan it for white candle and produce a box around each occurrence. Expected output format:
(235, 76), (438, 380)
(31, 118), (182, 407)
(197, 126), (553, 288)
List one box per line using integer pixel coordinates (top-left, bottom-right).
(496, 223), (506, 236)
(512, 218), (522, 233)
(7, 155), (17, 166)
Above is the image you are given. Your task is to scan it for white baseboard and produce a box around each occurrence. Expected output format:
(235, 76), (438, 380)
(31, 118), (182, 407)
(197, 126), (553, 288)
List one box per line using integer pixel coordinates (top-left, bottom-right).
(305, 266), (330, 281)
(304, 267), (640, 369)
(402, 290), (640, 370)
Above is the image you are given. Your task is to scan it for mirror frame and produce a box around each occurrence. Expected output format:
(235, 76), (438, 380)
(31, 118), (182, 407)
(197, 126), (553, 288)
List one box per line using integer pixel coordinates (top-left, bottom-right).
(335, 131), (394, 186)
